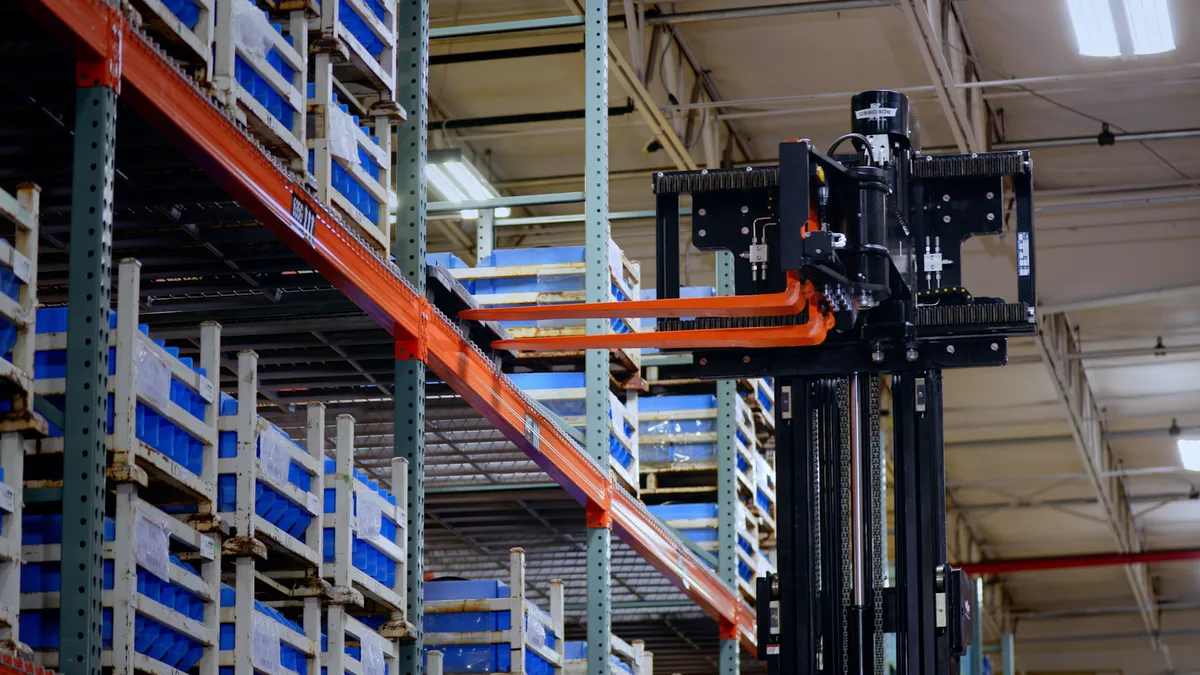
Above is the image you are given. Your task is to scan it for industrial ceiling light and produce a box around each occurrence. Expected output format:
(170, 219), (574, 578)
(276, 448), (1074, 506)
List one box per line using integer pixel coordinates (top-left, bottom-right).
(1066, 0), (1176, 57)
(1170, 419), (1200, 472)
(426, 148), (511, 220)
(1067, 0), (1122, 57)
(1123, 0), (1175, 55)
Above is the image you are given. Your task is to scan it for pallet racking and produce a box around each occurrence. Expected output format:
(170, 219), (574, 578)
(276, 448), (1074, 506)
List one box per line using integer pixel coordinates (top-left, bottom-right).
(7, 2), (760, 674)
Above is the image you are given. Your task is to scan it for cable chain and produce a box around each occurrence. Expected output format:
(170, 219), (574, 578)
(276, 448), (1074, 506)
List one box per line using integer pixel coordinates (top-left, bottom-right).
(837, 377), (851, 675)
(127, 10), (733, 615)
(870, 377), (885, 675)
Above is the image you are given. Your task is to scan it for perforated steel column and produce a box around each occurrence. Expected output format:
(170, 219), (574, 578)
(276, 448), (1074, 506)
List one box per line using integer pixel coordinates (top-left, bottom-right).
(395, 1), (429, 673)
(584, 0), (612, 672)
(60, 72), (117, 675)
(715, 247), (740, 673)
(476, 208), (495, 264)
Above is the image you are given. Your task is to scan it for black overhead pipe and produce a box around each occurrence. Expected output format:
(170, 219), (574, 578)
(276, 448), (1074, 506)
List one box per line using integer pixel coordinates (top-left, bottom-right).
(430, 42), (584, 65)
(434, 100), (635, 131)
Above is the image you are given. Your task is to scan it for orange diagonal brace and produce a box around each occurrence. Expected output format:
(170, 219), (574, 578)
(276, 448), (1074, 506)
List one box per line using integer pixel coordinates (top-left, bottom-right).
(462, 272), (807, 321)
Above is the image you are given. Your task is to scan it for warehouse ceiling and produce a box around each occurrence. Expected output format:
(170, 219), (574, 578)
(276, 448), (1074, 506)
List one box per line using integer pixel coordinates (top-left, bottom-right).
(420, 1), (1200, 673)
(3, 0), (1200, 673)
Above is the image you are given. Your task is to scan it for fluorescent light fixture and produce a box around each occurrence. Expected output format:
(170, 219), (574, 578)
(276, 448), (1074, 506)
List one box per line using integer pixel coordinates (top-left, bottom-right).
(1179, 438), (1200, 472)
(424, 148), (511, 219)
(1123, 0), (1175, 55)
(1067, 0), (1122, 57)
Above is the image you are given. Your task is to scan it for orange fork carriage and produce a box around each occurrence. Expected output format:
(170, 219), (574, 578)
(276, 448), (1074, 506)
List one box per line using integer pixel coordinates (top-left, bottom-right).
(463, 205), (835, 351)
(465, 274), (836, 351)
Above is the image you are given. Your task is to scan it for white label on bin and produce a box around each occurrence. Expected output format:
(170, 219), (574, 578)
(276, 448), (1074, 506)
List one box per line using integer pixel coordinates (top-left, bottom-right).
(135, 510), (171, 581)
(253, 613), (282, 675)
(259, 424), (291, 489)
(363, 639), (385, 675)
(137, 337), (172, 412)
(198, 377), (215, 404)
(199, 534), (216, 561)
(358, 495), (382, 541)
(0, 482), (15, 513)
(11, 250), (31, 284)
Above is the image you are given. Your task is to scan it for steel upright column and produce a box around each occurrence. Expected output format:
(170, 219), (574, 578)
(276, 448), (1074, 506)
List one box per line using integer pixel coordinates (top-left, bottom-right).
(394, 1), (429, 673)
(61, 51), (120, 675)
(476, 209), (495, 264)
(715, 248), (740, 673)
(584, 0), (612, 673)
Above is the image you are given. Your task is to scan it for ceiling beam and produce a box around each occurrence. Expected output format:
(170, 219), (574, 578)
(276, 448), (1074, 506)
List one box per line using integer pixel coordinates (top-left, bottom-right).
(1036, 312), (1171, 668)
(898, 0), (982, 152)
(563, 0), (696, 171)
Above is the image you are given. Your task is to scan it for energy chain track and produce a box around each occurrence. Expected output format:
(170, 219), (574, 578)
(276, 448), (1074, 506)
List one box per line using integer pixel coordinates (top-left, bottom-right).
(19, 0), (757, 651)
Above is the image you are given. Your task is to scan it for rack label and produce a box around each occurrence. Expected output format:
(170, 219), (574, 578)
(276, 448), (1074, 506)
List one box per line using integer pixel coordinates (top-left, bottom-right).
(198, 376), (215, 404)
(290, 193), (316, 244)
(253, 613), (282, 675)
(11, 250), (32, 284)
(259, 423), (291, 489)
(363, 640), (385, 675)
(0, 482), (15, 513)
(358, 495), (383, 541)
(135, 510), (171, 581)
(137, 337), (172, 412)
(1016, 231), (1031, 277)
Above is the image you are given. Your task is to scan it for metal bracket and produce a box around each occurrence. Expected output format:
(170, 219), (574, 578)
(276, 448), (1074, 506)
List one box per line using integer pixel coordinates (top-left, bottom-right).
(76, 22), (123, 93)
(586, 493), (612, 530)
(718, 610), (739, 641)
(105, 463), (147, 487)
(395, 311), (430, 361)
(222, 536), (268, 559)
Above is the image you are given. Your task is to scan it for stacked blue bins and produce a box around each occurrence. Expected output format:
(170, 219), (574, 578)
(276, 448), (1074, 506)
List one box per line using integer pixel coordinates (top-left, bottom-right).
(507, 372), (635, 473)
(0, 248), (23, 355)
(756, 378), (774, 417)
(158, 0), (202, 30)
(563, 642), (634, 675)
(336, 0), (386, 57)
(424, 579), (556, 674)
(235, 18), (297, 128)
(646, 504), (755, 584)
(639, 395), (753, 472)
(321, 457), (399, 588)
(33, 308), (210, 472)
(475, 246), (632, 335)
(306, 84), (382, 223)
(20, 516), (207, 669)
(218, 584), (309, 675)
(215, 394), (314, 541)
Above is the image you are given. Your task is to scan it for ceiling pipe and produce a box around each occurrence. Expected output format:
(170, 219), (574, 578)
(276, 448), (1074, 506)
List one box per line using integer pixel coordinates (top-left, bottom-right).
(643, 0), (896, 25)
(962, 548), (1200, 575)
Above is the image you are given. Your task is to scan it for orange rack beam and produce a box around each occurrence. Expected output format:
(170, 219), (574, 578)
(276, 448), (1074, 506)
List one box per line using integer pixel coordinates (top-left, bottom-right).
(21, 0), (757, 650)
